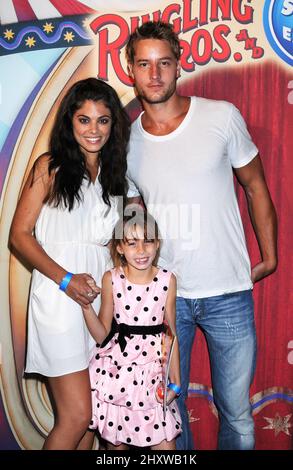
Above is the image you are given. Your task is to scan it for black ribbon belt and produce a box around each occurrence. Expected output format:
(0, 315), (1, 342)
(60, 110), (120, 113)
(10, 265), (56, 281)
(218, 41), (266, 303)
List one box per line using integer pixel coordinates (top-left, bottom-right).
(100, 318), (166, 352)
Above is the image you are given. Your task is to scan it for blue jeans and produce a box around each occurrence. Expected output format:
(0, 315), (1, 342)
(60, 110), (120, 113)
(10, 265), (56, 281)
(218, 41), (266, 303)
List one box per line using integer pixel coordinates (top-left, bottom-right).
(175, 290), (256, 450)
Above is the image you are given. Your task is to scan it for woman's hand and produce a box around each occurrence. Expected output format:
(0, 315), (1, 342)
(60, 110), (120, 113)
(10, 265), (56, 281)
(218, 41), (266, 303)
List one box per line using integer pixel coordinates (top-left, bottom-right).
(65, 273), (101, 307)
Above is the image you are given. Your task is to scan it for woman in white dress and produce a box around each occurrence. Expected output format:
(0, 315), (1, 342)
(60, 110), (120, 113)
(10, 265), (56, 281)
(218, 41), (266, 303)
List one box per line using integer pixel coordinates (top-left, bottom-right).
(9, 78), (130, 449)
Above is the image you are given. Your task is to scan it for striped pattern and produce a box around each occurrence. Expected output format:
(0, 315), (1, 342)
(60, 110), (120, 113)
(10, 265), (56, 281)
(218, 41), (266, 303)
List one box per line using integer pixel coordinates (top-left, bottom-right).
(0, 0), (96, 25)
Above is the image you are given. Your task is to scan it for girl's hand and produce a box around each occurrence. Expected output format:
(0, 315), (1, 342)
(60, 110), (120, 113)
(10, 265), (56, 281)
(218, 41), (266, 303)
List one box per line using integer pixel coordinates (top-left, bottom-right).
(155, 382), (164, 404)
(165, 388), (177, 405)
(65, 273), (100, 307)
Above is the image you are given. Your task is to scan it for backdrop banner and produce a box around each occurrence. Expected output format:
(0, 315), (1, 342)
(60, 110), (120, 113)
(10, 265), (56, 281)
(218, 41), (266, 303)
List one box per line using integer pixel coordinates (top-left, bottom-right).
(0, 0), (292, 450)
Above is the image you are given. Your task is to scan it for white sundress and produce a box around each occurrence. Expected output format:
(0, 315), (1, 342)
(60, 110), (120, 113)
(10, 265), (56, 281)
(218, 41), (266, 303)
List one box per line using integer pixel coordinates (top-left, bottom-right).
(25, 178), (120, 377)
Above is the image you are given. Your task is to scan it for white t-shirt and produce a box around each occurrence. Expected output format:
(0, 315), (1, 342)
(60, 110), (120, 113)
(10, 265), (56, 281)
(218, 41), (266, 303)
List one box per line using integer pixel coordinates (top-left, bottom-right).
(127, 97), (258, 298)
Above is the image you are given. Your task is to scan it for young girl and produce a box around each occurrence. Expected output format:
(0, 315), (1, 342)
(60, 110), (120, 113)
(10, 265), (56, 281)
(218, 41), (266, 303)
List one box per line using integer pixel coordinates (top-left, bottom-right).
(82, 211), (182, 450)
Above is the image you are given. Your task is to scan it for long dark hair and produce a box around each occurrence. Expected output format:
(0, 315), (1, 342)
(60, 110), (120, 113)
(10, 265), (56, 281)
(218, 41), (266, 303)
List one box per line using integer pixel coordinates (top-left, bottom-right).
(47, 78), (130, 209)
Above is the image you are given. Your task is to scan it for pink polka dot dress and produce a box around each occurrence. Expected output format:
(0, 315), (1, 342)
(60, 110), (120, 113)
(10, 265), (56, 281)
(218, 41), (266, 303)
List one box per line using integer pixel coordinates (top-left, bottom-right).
(89, 267), (182, 447)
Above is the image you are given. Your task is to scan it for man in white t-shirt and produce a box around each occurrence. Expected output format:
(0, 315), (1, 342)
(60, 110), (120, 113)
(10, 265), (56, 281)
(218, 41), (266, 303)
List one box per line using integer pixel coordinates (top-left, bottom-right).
(125, 21), (277, 450)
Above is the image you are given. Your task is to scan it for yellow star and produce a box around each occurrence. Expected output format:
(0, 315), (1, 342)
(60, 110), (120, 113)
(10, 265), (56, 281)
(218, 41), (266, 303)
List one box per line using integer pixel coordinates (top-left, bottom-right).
(4, 29), (15, 40)
(63, 31), (75, 43)
(263, 413), (292, 436)
(43, 22), (54, 34)
(25, 36), (36, 48)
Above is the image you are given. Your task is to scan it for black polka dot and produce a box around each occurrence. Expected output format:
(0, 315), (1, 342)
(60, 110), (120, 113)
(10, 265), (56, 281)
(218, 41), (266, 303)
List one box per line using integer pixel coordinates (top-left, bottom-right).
(117, 293), (122, 298)
(127, 438), (131, 443)
(142, 351), (147, 356)
(116, 313), (120, 319)
(125, 305), (130, 310)
(108, 421), (113, 426)
(125, 416), (130, 421)
(163, 269), (168, 272)
(101, 370), (106, 375)
(162, 306), (165, 311)
(146, 437), (151, 442)
(135, 345), (140, 350)
(127, 286), (132, 291)
(96, 368), (100, 373)
(133, 380), (138, 385)
(109, 395), (113, 400)
(154, 424), (159, 429)
(134, 316), (138, 321)
(116, 374), (120, 379)
(144, 416), (149, 421)
(135, 427), (140, 432)
(95, 353), (100, 360)
(97, 403), (100, 408)
(139, 402), (144, 407)
(100, 415), (104, 420)
(114, 361), (118, 365)
(151, 341), (155, 346)
(144, 307), (149, 312)
(176, 424), (180, 429)
(109, 373), (113, 378)
(120, 387), (125, 392)
(172, 408), (176, 413)
(118, 425), (122, 431)
(157, 351), (160, 356)
(146, 287), (149, 292)
(163, 286), (168, 291)
(152, 316), (156, 321)
(127, 367), (132, 372)
(123, 352), (128, 357)
(120, 274), (125, 279)
(153, 277), (158, 282)
(117, 366), (122, 370)
(136, 296), (141, 301)
(162, 421), (166, 426)
(126, 401), (131, 407)
(154, 296), (158, 301)
(151, 379), (156, 384)
(142, 335), (147, 339)
(141, 380), (144, 385)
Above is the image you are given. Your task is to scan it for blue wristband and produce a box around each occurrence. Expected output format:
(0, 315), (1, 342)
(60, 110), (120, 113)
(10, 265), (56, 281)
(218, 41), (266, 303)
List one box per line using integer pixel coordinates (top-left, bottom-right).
(167, 383), (182, 396)
(59, 272), (73, 292)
